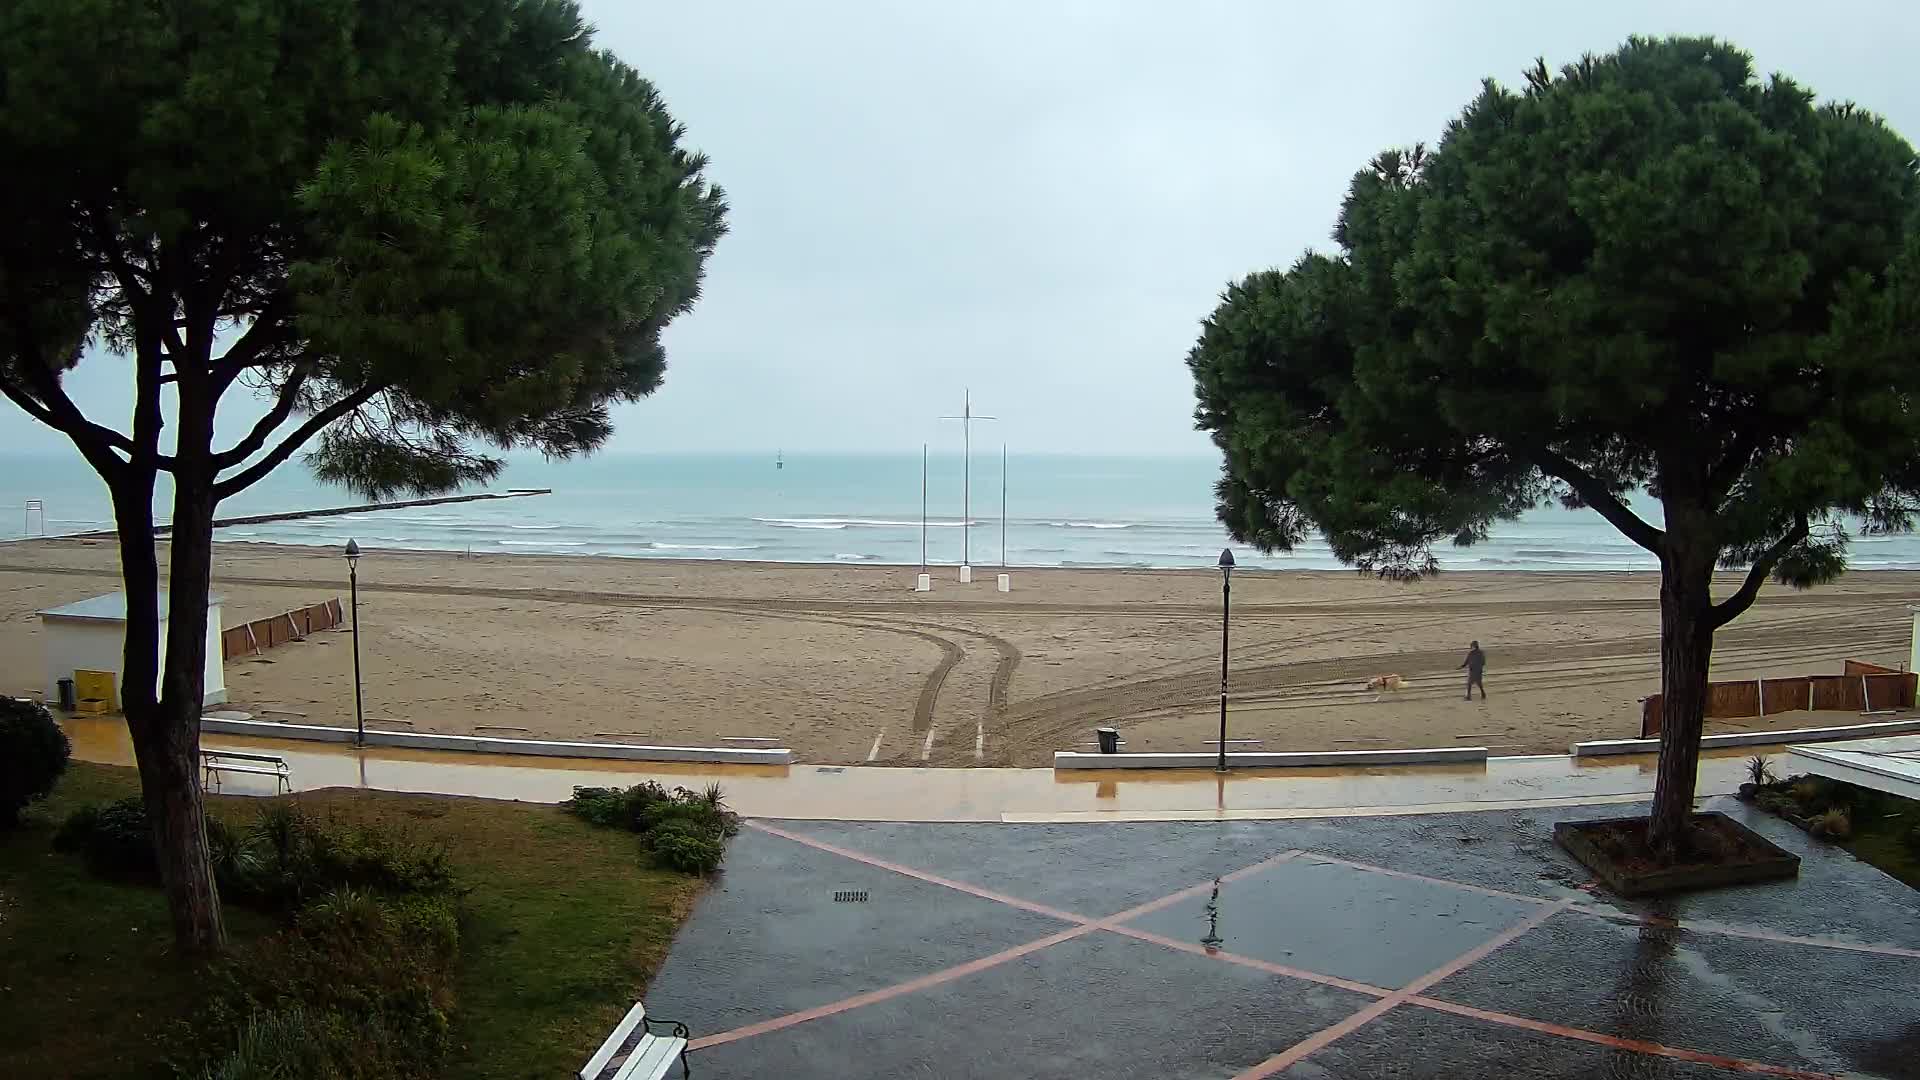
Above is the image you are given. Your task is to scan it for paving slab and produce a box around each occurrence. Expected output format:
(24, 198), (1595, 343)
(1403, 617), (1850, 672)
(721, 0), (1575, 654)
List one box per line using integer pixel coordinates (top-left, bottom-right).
(1121, 857), (1542, 989)
(642, 801), (1920, 1078)
(683, 931), (1372, 1080)
(1429, 910), (1920, 1076)
(1278, 1005), (1781, 1080)
(644, 828), (1073, 1033)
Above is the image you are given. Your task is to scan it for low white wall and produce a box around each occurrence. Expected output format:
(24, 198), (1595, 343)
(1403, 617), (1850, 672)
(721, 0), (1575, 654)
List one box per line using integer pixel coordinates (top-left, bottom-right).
(1053, 747), (1489, 770)
(198, 716), (793, 765)
(1571, 717), (1920, 757)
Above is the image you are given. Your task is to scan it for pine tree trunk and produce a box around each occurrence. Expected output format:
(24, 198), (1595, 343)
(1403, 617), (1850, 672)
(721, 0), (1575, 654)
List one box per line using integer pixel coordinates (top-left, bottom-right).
(149, 382), (226, 953)
(1648, 542), (1717, 857)
(108, 460), (224, 952)
(127, 696), (224, 951)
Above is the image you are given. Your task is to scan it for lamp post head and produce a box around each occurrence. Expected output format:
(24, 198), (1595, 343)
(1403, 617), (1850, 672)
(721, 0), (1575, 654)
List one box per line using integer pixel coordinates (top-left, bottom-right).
(1218, 548), (1235, 577)
(344, 538), (361, 567)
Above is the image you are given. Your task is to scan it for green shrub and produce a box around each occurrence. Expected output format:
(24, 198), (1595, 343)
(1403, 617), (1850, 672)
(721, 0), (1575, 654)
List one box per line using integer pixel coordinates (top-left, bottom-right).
(195, 887), (461, 1080)
(0, 696), (70, 827)
(1810, 806), (1853, 841)
(53, 796), (155, 877)
(647, 818), (726, 874)
(566, 782), (738, 874)
(239, 805), (456, 910)
(563, 781), (678, 831)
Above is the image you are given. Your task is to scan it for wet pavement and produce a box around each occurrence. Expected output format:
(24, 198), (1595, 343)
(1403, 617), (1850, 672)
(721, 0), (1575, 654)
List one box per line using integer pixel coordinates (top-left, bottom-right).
(60, 715), (1762, 821)
(646, 798), (1920, 1079)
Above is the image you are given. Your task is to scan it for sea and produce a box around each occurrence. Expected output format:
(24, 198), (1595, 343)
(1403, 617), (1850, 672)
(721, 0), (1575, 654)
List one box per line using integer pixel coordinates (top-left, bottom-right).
(5, 450), (1920, 572)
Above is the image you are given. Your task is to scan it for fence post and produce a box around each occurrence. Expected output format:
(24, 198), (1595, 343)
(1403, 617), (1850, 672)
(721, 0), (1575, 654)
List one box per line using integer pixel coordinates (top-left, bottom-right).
(1755, 679), (1764, 718)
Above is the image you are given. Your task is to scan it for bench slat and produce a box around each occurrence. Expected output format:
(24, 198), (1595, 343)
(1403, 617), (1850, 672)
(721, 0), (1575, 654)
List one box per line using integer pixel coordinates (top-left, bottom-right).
(202, 750), (287, 765)
(613, 1036), (684, 1080)
(206, 764), (284, 776)
(580, 1001), (647, 1080)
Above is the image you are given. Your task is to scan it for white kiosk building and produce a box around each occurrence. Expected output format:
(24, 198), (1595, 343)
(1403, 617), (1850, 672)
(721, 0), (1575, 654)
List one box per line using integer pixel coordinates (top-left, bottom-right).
(38, 591), (227, 709)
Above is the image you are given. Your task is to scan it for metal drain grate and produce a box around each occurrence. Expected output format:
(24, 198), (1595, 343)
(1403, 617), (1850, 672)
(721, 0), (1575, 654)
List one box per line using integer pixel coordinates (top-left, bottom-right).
(833, 890), (869, 903)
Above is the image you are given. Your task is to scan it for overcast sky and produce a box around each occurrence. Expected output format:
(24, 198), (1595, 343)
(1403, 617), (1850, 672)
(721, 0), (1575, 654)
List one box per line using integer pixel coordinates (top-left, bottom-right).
(10, 0), (1920, 457)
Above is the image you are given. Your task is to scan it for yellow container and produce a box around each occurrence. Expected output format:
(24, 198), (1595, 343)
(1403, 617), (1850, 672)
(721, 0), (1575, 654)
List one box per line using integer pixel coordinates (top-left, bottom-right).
(73, 669), (117, 712)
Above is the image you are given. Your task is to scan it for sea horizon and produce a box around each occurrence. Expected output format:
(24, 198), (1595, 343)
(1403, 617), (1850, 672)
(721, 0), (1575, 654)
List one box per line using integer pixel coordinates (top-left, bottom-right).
(6, 449), (1920, 573)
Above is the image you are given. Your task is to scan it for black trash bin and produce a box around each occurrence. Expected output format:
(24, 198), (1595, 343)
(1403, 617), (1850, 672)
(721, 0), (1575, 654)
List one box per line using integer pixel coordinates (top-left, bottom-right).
(56, 677), (76, 713)
(1095, 726), (1120, 754)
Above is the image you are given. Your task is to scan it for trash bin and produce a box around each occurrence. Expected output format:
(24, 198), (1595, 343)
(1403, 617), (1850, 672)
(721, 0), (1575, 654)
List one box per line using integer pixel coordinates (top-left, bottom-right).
(1096, 726), (1120, 754)
(56, 677), (76, 713)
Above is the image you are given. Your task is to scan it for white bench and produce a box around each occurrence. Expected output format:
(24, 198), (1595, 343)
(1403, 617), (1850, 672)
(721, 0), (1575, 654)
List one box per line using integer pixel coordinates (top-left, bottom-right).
(580, 1000), (691, 1080)
(201, 749), (291, 794)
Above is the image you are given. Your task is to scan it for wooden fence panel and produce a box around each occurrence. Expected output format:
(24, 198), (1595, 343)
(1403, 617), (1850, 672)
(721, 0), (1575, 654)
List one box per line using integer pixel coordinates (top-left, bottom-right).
(1760, 677), (1811, 715)
(218, 598), (342, 661)
(1809, 675), (1862, 712)
(1863, 672), (1917, 711)
(1706, 682), (1760, 719)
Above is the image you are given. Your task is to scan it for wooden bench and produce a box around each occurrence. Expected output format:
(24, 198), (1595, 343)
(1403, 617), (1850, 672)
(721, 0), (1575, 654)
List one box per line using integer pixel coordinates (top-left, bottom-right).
(580, 1001), (690, 1080)
(200, 749), (291, 794)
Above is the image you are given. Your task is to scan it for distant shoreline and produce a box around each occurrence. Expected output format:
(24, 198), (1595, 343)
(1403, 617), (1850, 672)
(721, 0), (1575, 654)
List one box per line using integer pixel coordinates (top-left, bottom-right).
(13, 533), (1809, 582)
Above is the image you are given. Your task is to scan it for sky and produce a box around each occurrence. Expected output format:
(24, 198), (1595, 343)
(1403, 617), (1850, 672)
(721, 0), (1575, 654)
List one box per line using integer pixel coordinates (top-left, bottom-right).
(9, 0), (1920, 458)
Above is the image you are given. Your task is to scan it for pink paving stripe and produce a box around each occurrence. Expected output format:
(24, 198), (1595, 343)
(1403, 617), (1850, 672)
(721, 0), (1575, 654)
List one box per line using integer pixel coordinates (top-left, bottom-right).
(1106, 924), (1392, 998)
(1305, 853), (1920, 961)
(747, 820), (1089, 924)
(720, 824), (1877, 1077)
(1295, 852), (1554, 906)
(688, 923), (1095, 1050)
(1230, 901), (1572, 1079)
(1408, 997), (1840, 1079)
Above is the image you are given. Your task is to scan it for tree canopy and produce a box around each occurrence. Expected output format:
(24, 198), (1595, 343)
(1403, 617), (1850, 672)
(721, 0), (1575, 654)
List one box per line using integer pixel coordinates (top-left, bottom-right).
(1, 0), (726, 496)
(1188, 36), (1920, 851)
(0, 0), (726, 950)
(1193, 37), (1920, 592)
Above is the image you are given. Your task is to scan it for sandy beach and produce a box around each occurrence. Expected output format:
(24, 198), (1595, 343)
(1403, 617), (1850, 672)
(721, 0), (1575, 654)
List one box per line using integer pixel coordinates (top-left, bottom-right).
(0, 538), (1913, 766)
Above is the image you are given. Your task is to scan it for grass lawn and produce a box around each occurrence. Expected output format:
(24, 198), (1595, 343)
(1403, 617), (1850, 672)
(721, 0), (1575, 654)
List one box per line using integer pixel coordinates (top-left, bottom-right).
(0, 762), (705, 1080)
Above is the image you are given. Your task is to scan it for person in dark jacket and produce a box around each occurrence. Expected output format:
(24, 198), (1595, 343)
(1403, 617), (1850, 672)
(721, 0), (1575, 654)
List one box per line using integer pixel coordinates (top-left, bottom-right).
(1461, 641), (1486, 700)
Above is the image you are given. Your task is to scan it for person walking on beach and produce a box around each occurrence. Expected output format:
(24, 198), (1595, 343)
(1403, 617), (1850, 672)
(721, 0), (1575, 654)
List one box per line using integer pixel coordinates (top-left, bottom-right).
(1461, 641), (1487, 700)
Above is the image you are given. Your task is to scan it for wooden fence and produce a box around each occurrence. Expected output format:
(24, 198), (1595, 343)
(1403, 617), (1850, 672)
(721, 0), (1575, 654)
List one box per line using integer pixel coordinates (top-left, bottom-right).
(1640, 659), (1916, 737)
(221, 598), (344, 660)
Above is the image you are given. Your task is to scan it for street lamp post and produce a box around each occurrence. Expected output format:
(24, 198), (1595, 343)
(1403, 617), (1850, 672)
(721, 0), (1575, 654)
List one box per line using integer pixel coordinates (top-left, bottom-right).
(1217, 548), (1234, 773)
(345, 539), (364, 747)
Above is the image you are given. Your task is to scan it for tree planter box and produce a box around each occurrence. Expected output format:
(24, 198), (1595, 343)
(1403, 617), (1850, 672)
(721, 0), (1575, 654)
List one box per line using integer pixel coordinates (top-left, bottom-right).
(1553, 812), (1799, 896)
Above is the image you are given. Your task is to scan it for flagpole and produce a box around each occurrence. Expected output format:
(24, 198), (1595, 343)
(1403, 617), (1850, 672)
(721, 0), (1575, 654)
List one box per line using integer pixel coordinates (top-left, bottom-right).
(1001, 443), (1007, 568)
(921, 443), (928, 570)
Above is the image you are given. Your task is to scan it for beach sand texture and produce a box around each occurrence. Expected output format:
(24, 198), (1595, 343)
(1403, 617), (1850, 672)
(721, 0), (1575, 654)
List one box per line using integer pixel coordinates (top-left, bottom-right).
(1, 539), (1912, 766)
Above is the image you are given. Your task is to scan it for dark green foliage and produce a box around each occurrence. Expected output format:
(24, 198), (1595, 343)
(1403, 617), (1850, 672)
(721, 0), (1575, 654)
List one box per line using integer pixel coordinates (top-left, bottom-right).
(53, 796), (155, 877)
(1188, 36), (1920, 848)
(1190, 36), (1920, 581)
(0, 0), (727, 496)
(1753, 773), (1920, 884)
(563, 782), (738, 874)
(54, 798), (455, 910)
(0, 0), (725, 948)
(646, 819), (726, 875)
(182, 814), (463, 1078)
(0, 697), (69, 826)
(195, 888), (462, 1079)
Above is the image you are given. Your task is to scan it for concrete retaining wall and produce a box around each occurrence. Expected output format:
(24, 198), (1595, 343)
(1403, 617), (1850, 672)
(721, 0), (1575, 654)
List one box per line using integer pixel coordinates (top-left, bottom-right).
(1052, 746), (1489, 770)
(198, 716), (793, 765)
(1572, 717), (1920, 757)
